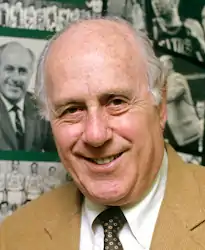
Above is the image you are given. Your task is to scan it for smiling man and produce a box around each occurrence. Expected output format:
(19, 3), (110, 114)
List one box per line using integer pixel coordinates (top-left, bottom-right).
(0, 41), (56, 151)
(1, 17), (205, 250)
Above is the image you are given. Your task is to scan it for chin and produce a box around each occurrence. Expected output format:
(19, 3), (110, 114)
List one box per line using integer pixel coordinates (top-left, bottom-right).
(86, 184), (129, 206)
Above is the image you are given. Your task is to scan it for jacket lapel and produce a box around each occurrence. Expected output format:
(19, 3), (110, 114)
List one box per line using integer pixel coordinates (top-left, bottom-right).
(151, 144), (205, 250)
(0, 97), (17, 149)
(41, 184), (82, 250)
(24, 94), (37, 151)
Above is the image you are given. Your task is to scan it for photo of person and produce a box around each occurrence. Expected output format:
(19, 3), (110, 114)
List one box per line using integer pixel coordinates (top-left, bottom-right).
(25, 162), (43, 201)
(0, 0), (103, 31)
(6, 160), (24, 208)
(43, 166), (62, 192)
(106, 0), (126, 16)
(0, 36), (56, 152)
(0, 159), (70, 222)
(123, 0), (147, 33)
(85, 0), (103, 17)
(0, 201), (12, 223)
(159, 52), (205, 159)
(150, 0), (205, 62)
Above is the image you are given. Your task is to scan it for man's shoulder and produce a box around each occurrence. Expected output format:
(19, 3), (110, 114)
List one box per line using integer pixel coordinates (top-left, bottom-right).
(1, 182), (79, 230)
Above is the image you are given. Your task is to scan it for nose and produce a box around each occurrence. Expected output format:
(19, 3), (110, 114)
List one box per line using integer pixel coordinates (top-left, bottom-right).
(10, 69), (20, 83)
(82, 110), (112, 147)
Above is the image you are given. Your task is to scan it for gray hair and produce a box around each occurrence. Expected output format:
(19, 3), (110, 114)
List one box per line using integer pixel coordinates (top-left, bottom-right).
(35, 16), (167, 120)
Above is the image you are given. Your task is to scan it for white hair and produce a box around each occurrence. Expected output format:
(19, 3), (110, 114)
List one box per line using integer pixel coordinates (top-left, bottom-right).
(34, 16), (167, 120)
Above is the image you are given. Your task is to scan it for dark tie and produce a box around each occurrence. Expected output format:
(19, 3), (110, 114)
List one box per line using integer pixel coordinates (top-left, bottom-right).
(97, 206), (126, 250)
(11, 105), (24, 150)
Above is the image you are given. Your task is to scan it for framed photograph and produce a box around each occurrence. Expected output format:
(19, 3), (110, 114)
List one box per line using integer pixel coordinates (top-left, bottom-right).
(0, 0), (104, 32)
(157, 50), (205, 162)
(148, 0), (205, 63)
(0, 36), (57, 153)
(0, 159), (71, 223)
(121, 0), (147, 33)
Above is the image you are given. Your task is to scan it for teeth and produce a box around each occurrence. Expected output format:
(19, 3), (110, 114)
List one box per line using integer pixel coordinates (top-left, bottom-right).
(91, 154), (120, 165)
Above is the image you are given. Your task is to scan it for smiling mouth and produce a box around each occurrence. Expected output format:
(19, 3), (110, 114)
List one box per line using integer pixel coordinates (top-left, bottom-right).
(85, 153), (122, 165)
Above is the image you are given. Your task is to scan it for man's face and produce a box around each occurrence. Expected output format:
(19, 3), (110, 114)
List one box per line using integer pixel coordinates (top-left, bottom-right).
(49, 167), (56, 176)
(31, 163), (38, 174)
(12, 160), (19, 171)
(196, 101), (205, 119)
(152, 0), (180, 17)
(0, 44), (33, 104)
(47, 24), (166, 206)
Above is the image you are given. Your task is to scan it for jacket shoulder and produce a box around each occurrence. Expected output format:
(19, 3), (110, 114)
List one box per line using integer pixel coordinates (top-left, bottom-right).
(0, 182), (80, 246)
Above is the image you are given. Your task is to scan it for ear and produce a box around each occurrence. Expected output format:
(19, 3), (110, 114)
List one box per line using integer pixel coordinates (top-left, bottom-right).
(158, 86), (167, 130)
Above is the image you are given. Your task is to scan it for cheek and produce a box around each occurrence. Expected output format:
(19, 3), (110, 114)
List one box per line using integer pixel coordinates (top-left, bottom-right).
(110, 112), (152, 142)
(51, 122), (83, 149)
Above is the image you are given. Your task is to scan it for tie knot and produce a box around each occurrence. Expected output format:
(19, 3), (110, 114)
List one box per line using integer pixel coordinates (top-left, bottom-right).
(11, 105), (19, 112)
(97, 206), (126, 232)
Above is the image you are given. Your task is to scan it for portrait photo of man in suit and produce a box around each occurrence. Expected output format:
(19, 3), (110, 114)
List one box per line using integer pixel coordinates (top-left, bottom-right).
(1, 17), (205, 250)
(0, 40), (56, 152)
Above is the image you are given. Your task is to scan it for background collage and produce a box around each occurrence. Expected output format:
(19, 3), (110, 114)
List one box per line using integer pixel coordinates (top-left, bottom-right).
(0, 0), (205, 222)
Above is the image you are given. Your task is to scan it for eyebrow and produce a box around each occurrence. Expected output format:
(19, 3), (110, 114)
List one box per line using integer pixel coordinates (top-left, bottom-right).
(52, 89), (134, 110)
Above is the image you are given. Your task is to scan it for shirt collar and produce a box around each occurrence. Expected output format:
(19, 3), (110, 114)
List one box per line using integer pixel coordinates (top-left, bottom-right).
(0, 94), (25, 112)
(84, 149), (168, 248)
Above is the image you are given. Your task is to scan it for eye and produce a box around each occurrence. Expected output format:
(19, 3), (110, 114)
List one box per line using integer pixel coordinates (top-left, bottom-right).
(5, 65), (15, 73)
(66, 107), (81, 114)
(107, 97), (129, 115)
(19, 67), (28, 75)
(109, 98), (126, 106)
(62, 106), (84, 115)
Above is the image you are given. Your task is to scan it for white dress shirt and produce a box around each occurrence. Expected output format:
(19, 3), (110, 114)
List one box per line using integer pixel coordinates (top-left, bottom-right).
(80, 150), (168, 250)
(0, 95), (25, 131)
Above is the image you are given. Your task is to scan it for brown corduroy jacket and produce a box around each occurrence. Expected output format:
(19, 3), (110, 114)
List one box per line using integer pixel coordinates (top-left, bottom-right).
(1, 144), (205, 250)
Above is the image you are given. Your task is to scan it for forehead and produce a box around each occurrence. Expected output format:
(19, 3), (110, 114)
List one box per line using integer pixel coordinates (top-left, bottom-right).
(1, 44), (32, 66)
(45, 21), (148, 101)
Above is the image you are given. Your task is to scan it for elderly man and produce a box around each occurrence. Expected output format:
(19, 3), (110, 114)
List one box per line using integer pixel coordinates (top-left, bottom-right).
(0, 17), (205, 250)
(0, 41), (56, 151)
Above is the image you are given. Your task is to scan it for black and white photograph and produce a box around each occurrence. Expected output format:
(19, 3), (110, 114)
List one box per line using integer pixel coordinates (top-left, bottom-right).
(106, 0), (126, 16)
(0, 36), (56, 152)
(158, 52), (205, 161)
(0, 0), (103, 32)
(177, 152), (202, 164)
(149, 0), (205, 63)
(123, 0), (147, 33)
(0, 159), (69, 223)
